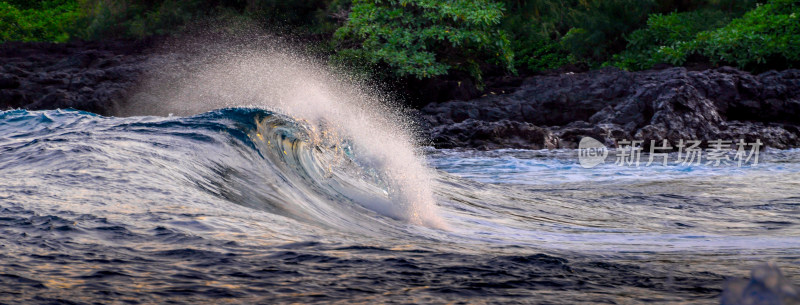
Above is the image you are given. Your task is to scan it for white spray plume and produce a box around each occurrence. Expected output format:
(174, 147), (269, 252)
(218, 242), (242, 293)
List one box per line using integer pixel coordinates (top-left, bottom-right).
(123, 37), (446, 229)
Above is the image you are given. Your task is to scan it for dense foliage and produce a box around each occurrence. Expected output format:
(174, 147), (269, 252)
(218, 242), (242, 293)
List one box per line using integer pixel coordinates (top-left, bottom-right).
(610, 9), (734, 70)
(76, 0), (341, 39)
(558, 0), (657, 64)
(689, 0), (799, 70)
(0, 0), (341, 41)
(333, 0), (513, 82)
(611, 0), (799, 71)
(0, 0), (795, 85)
(0, 0), (80, 42)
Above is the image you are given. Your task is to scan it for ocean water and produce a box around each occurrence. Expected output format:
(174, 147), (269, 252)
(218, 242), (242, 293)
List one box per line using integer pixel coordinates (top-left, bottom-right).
(0, 108), (798, 304)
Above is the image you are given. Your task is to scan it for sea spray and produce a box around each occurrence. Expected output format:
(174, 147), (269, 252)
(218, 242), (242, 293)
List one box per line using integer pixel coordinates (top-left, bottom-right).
(123, 40), (446, 229)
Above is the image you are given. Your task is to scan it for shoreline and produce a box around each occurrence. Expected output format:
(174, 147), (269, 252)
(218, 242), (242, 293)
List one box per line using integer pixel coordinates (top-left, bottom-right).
(420, 67), (800, 150)
(2, 40), (799, 149)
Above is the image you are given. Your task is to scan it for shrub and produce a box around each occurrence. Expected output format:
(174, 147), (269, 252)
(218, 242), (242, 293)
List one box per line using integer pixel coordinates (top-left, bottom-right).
(498, 1), (575, 72)
(333, 0), (514, 84)
(610, 9), (732, 70)
(513, 36), (573, 72)
(77, 0), (246, 40)
(689, 0), (800, 70)
(75, 0), (339, 40)
(612, 0), (799, 71)
(0, 0), (81, 42)
(558, 0), (656, 65)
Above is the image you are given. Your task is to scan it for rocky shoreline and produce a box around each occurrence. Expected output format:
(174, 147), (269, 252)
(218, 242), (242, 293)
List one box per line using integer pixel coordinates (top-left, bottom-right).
(0, 41), (158, 116)
(420, 67), (800, 149)
(2, 41), (799, 149)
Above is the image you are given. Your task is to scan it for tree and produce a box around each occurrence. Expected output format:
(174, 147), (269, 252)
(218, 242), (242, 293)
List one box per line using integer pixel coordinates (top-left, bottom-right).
(333, 0), (514, 84)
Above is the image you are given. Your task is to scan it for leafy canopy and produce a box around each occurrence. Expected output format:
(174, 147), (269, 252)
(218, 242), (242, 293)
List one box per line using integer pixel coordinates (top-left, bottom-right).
(688, 0), (800, 70)
(0, 0), (80, 42)
(610, 9), (733, 70)
(559, 0), (656, 64)
(612, 0), (799, 71)
(333, 0), (514, 82)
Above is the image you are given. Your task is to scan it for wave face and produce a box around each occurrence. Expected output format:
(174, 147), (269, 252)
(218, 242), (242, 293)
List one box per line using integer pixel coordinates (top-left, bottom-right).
(123, 47), (446, 229)
(0, 107), (441, 235)
(2, 108), (799, 304)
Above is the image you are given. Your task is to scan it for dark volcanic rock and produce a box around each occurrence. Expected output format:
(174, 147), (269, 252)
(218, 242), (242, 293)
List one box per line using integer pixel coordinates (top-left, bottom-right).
(3, 41), (800, 149)
(421, 67), (800, 149)
(0, 41), (154, 116)
(429, 119), (558, 150)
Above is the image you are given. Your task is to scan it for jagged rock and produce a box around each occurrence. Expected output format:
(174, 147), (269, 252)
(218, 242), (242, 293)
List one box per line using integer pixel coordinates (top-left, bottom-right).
(429, 119), (557, 150)
(0, 41), (153, 116)
(422, 67), (800, 149)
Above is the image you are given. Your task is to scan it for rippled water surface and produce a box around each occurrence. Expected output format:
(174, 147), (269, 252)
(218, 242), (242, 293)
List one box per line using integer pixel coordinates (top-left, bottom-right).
(1, 109), (798, 304)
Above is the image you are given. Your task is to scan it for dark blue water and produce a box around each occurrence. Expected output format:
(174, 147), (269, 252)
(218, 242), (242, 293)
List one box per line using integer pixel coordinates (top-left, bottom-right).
(1, 108), (798, 304)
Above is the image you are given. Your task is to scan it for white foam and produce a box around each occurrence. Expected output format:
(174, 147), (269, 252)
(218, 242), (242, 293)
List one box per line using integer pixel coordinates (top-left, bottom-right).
(124, 42), (446, 229)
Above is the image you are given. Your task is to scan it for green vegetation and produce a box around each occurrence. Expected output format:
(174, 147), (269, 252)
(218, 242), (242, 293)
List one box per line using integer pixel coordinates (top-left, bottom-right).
(76, 0), (342, 40)
(333, 0), (513, 83)
(497, 0), (656, 72)
(610, 9), (734, 70)
(1, 0), (797, 85)
(687, 0), (799, 70)
(0, 0), (80, 42)
(0, 0), (343, 41)
(611, 0), (799, 71)
(558, 0), (657, 65)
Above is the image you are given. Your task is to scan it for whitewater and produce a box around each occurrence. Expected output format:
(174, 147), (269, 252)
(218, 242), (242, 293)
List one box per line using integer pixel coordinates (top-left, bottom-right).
(0, 45), (798, 304)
